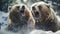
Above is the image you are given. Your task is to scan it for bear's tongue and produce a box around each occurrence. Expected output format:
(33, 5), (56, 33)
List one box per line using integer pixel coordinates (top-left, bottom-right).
(21, 13), (25, 16)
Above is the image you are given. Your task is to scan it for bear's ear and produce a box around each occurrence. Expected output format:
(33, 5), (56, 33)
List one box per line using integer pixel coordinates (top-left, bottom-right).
(8, 6), (12, 11)
(46, 4), (50, 8)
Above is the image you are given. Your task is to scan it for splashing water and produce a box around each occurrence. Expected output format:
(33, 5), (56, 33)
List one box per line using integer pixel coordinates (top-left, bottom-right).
(0, 11), (60, 34)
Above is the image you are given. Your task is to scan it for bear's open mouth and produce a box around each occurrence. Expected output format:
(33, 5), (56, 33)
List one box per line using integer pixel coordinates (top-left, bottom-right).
(20, 5), (25, 13)
(34, 12), (39, 19)
(20, 10), (25, 16)
(20, 9), (24, 13)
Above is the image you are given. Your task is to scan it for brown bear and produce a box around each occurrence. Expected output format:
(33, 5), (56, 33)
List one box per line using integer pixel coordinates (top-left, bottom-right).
(31, 1), (60, 32)
(6, 4), (35, 32)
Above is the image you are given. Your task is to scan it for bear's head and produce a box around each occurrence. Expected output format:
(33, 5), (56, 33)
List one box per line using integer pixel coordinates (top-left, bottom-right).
(31, 1), (52, 22)
(8, 4), (30, 19)
(7, 4), (32, 31)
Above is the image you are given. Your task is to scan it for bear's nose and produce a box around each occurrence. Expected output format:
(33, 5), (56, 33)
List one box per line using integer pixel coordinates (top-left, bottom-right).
(20, 5), (25, 13)
(21, 5), (25, 10)
(32, 6), (36, 10)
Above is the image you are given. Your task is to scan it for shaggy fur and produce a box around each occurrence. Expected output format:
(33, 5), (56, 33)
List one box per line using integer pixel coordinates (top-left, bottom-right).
(31, 1), (59, 32)
(6, 4), (35, 32)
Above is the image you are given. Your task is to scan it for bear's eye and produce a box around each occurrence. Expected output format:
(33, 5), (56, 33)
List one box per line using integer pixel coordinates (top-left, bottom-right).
(16, 6), (20, 9)
(32, 6), (36, 10)
(38, 6), (42, 10)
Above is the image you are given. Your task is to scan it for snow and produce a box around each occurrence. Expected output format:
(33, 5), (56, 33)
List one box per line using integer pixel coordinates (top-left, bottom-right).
(0, 11), (8, 31)
(0, 11), (60, 34)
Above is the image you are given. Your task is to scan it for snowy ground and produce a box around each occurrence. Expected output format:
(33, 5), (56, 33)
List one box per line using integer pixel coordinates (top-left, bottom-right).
(0, 11), (60, 34)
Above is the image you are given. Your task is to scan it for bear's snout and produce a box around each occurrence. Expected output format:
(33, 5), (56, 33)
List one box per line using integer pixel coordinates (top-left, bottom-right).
(20, 5), (25, 13)
(22, 5), (25, 10)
